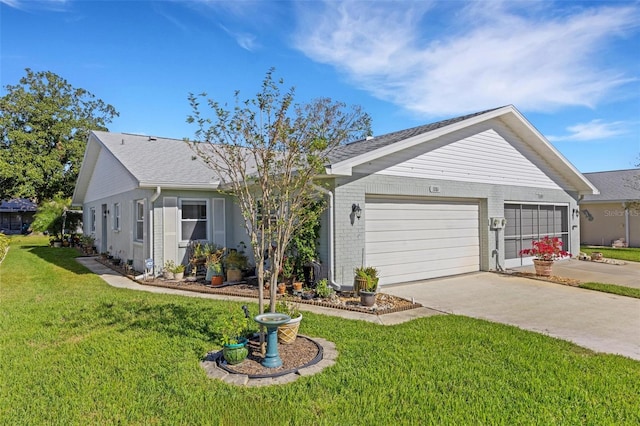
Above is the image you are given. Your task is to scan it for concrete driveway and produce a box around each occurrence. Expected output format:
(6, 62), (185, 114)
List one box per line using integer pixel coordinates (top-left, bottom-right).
(385, 271), (640, 360)
(515, 258), (640, 289)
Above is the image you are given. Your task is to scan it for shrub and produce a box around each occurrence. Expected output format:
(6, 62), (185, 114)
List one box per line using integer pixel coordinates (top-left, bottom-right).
(0, 233), (8, 262)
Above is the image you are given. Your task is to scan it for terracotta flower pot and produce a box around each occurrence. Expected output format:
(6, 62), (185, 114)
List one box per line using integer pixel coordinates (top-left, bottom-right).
(211, 275), (224, 287)
(278, 283), (286, 294)
(533, 259), (553, 277)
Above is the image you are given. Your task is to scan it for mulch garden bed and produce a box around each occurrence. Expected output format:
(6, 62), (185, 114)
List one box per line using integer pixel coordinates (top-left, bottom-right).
(138, 278), (422, 314)
(501, 270), (581, 287)
(94, 257), (422, 315)
(212, 335), (321, 378)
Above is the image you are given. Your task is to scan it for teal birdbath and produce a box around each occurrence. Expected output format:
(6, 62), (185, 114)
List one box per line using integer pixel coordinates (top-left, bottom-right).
(254, 313), (291, 368)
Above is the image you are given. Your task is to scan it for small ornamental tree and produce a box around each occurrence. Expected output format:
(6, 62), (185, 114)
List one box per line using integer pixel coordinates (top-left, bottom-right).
(187, 69), (370, 314)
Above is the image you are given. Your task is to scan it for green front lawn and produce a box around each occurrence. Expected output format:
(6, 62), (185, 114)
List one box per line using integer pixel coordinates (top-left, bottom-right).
(579, 282), (640, 299)
(2, 236), (639, 424)
(581, 246), (640, 263)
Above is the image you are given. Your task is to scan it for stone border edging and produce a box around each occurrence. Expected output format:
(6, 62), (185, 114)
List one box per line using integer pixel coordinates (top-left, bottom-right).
(200, 337), (337, 387)
(134, 278), (423, 316)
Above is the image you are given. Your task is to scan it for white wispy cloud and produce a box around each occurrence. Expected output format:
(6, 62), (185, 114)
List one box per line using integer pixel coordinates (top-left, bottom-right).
(219, 24), (259, 51)
(1, 0), (68, 11)
(293, 1), (639, 117)
(547, 119), (630, 142)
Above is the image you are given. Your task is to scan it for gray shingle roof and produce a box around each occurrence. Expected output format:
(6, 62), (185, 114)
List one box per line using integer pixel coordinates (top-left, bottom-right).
(0, 198), (37, 212)
(582, 169), (640, 202)
(328, 106), (504, 163)
(93, 131), (220, 187)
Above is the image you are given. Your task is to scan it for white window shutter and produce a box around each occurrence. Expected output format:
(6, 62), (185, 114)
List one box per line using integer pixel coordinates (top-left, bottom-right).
(212, 198), (226, 247)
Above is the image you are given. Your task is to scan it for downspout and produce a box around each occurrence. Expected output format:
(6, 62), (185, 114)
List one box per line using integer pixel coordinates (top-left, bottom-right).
(149, 186), (162, 275)
(311, 184), (340, 290)
(624, 202), (630, 246)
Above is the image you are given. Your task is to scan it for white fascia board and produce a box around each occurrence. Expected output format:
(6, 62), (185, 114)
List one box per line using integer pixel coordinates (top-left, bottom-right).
(139, 181), (221, 190)
(326, 106), (515, 176)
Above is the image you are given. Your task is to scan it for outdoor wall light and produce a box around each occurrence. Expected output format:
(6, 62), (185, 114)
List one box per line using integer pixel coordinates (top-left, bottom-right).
(352, 203), (362, 219)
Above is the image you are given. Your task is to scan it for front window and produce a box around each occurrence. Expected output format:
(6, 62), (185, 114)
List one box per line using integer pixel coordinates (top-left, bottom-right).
(113, 203), (121, 231)
(181, 200), (207, 241)
(135, 200), (144, 241)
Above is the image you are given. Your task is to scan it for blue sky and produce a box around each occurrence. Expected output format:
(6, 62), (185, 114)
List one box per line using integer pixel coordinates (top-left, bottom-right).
(1, 0), (638, 173)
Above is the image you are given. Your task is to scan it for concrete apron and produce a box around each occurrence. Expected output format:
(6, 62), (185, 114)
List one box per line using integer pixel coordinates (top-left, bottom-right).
(385, 272), (640, 361)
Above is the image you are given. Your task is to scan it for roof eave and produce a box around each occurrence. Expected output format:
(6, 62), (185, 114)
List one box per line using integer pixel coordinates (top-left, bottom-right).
(139, 182), (221, 190)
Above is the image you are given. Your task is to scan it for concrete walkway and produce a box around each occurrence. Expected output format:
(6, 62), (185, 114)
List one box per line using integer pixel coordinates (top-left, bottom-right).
(385, 271), (640, 361)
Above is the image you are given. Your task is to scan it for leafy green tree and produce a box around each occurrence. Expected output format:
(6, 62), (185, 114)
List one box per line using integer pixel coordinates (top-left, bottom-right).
(188, 69), (371, 314)
(0, 69), (118, 202)
(30, 196), (81, 240)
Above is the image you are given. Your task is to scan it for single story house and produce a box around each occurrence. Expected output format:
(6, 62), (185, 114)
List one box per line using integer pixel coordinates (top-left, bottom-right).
(579, 169), (640, 247)
(0, 198), (36, 234)
(72, 105), (597, 288)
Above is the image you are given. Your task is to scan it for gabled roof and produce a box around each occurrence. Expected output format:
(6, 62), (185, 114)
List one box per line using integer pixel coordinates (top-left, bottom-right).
(326, 105), (598, 196)
(328, 107), (502, 163)
(0, 198), (37, 212)
(73, 131), (222, 203)
(581, 169), (640, 202)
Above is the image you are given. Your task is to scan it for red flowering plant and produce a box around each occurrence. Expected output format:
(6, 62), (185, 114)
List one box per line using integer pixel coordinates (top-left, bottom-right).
(519, 236), (570, 261)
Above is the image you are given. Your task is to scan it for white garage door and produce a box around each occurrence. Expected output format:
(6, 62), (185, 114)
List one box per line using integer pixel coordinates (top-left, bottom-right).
(365, 196), (480, 286)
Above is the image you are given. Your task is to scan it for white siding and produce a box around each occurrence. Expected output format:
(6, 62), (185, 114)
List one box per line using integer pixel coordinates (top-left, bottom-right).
(212, 198), (226, 247)
(84, 148), (138, 202)
(368, 127), (562, 190)
(365, 196), (480, 285)
(163, 197), (178, 264)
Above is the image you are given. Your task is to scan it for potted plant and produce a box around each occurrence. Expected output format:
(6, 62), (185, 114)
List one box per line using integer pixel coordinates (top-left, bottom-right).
(163, 260), (176, 280)
(219, 312), (249, 365)
(356, 267), (379, 307)
(353, 266), (368, 295)
(519, 236), (571, 277)
(224, 249), (247, 282)
(276, 297), (302, 344)
(172, 263), (185, 280)
(205, 245), (225, 286)
(315, 278), (334, 299)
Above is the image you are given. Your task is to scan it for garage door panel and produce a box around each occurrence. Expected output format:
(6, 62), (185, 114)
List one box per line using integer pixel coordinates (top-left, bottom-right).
(368, 246), (479, 267)
(366, 237), (479, 254)
(366, 228), (478, 243)
(366, 218), (478, 232)
(380, 259), (478, 285)
(368, 209), (478, 221)
(365, 197), (480, 285)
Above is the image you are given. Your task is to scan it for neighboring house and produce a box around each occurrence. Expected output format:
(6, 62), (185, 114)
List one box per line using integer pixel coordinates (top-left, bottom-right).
(0, 198), (36, 234)
(72, 105), (597, 287)
(579, 169), (640, 248)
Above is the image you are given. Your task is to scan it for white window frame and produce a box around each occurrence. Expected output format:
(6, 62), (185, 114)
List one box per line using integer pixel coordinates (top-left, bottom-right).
(179, 198), (209, 242)
(90, 207), (96, 233)
(113, 203), (121, 231)
(134, 200), (144, 242)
